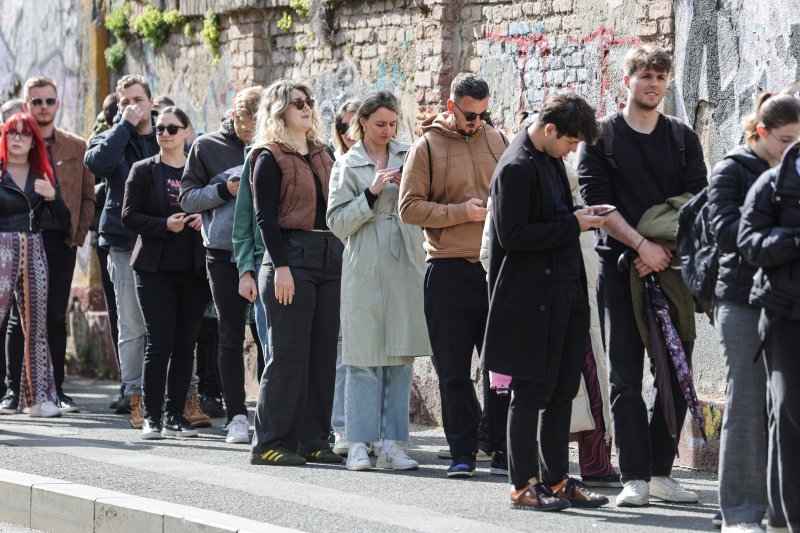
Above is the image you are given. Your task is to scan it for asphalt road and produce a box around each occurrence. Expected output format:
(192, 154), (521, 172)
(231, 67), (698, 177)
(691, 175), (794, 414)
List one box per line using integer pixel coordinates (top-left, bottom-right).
(0, 378), (720, 532)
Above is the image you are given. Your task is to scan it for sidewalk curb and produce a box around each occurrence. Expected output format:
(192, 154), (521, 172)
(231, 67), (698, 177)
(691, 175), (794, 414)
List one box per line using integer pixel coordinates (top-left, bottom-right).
(0, 469), (299, 533)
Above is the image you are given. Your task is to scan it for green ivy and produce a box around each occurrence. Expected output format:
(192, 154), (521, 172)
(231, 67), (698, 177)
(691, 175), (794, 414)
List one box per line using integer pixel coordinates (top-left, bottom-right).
(132, 5), (185, 48)
(104, 2), (132, 41)
(184, 22), (196, 41)
(104, 41), (126, 74)
(290, 0), (311, 18)
(277, 11), (293, 31)
(201, 10), (222, 64)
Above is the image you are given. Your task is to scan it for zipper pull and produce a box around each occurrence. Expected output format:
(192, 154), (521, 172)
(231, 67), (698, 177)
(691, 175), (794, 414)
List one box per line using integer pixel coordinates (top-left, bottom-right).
(29, 210), (34, 232)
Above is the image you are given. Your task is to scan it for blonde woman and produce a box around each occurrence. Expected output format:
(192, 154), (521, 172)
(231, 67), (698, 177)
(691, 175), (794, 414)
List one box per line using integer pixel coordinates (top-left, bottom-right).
(249, 79), (343, 466)
(330, 99), (360, 158)
(327, 91), (431, 471)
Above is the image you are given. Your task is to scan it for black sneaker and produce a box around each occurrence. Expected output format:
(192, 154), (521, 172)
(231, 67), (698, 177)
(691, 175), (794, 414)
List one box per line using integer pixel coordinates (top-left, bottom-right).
(250, 446), (307, 466)
(114, 393), (132, 414)
(141, 418), (163, 440)
(581, 472), (622, 488)
(447, 455), (476, 478)
(57, 393), (79, 414)
(490, 451), (509, 476)
(711, 511), (722, 528)
(109, 384), (124, 410)
(304, 448), (344, 464)
(0, 394), (19, 415)
(161, 414), (198, 438)
(199, 395), (225, 418)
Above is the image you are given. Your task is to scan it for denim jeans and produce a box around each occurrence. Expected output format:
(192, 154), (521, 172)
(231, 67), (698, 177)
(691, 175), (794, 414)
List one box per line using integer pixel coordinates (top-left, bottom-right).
(331, 335), (345, 434)
(345, 364), (413, 444)
(716, 300), (778, 526)
(108, 248), (145, 396)
(253, 262), (270, 365)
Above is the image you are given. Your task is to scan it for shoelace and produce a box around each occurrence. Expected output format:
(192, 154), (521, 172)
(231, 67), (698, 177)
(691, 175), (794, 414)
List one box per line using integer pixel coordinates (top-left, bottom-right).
(562, 477), (591, 499)
(533, 482), (557, 503)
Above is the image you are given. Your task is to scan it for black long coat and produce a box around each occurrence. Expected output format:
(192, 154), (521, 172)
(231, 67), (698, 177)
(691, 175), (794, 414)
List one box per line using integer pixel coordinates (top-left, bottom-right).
(480, 131), (587, 383)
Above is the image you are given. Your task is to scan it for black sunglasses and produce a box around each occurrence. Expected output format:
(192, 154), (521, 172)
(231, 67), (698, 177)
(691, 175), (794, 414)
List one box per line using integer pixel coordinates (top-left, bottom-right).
(451, 100), (491, 122)
(335, 121), (349, 135)
(155, 124), (186, 135)
(289, 97), (315, 111)
(30, 98), (57, 107)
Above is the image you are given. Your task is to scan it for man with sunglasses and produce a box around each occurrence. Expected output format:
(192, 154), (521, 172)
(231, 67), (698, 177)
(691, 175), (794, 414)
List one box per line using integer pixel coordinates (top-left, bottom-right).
(0, 77), (96, 415)
(399, 72), (509, 479)
(85, 74), (160, 429)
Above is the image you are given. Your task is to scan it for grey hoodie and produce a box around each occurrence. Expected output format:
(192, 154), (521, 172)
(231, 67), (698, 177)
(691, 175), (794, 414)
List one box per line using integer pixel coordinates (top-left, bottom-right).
(179, 118), (247, 259)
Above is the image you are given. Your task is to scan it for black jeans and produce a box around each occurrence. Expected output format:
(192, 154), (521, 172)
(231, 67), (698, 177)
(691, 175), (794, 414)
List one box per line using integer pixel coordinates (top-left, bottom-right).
(5, 234), (76, 396)
(252, 231), (342, 455)
(207, 259), (249, 421)
(760, 310), (800, 528)
(598, 259), (692, 482)
(134, 269), (209, 420)
(195, 317), (221, 399)
(507, 280), (589, 489)
(424, 258), (509, 458)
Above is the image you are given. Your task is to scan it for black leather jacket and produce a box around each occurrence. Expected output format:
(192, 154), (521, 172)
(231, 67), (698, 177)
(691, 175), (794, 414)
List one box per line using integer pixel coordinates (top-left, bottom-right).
(708, 146), (771, 304)
(738, 142), (800, 320)
(0, 170), (71, 234)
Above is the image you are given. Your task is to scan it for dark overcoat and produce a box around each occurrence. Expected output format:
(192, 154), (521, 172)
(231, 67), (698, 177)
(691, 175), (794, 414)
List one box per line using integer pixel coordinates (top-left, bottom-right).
(480, 131), (587, 383)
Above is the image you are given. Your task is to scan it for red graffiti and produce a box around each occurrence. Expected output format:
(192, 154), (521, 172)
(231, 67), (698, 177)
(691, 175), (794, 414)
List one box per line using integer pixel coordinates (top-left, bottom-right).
(485, 24), (641, 117)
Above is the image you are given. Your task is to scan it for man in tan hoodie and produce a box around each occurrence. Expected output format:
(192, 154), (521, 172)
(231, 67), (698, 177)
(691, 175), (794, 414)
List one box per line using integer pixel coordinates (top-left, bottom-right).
(399, 73), (509, 478)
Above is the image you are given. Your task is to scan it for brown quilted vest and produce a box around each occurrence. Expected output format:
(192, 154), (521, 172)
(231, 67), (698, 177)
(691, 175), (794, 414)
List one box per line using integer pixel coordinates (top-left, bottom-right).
(250, 141), (334, 230)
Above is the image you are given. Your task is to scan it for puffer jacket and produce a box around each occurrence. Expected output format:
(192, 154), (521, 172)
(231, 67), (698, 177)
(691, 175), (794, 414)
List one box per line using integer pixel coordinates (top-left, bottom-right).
(0, 170), (71, 234)
(738, 141), (800, 320)
(398, 113), (508, 262)
(708, 146), (771, 304)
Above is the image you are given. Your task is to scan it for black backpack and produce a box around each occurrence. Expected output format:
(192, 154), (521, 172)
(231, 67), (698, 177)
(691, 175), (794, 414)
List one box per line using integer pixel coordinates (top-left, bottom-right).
(676, 188), (719, 304)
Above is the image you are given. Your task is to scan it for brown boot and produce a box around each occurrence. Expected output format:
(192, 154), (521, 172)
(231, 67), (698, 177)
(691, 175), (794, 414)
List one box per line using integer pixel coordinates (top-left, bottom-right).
(184, 392), (211, 428)
(551, 476), (609, 508)
(510, 478), (570, 512)
(129, 393), (144, 429)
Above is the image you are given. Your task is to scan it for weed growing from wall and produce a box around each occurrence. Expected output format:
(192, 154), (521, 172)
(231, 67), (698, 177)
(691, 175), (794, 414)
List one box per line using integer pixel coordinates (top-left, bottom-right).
(132, 5), (186, 48)
(104, 41), (126, 74)
(201, 11), (222, 65)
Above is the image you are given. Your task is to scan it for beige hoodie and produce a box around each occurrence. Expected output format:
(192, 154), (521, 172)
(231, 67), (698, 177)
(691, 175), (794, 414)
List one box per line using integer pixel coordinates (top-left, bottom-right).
(398, 113), (508, 262)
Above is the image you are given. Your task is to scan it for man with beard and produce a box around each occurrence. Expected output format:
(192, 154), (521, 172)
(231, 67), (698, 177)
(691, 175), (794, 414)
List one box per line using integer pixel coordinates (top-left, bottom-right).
(0, 77), (95, 415)
(399, 73), (509, 479)
(578, 44), (708, 507)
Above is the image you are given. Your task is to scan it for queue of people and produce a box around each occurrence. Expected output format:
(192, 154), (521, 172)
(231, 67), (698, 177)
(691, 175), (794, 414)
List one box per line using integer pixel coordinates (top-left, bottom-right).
(1, 43), (800, 529)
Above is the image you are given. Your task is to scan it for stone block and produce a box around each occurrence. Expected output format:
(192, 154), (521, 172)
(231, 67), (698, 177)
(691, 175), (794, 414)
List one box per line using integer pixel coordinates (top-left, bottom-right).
(164, 506), (283, 533)
(636, 20), (658, 37)
(31, 483), (121, 533)
(552, 0), (574, 13)
(0, 471), (61, 526)
(659, 18), (674, 34)
(94, 497), (165, 533)
(649, 0), (673, 20)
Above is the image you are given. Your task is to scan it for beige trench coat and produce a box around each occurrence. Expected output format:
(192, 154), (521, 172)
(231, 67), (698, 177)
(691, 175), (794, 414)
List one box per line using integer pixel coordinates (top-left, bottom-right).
(326, 139), (432, 366)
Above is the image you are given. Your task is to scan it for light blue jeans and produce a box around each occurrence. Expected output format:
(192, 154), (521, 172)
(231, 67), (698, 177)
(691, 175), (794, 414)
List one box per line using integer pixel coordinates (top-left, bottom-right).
(345, 364), (412, 444)
(331, 336), (345, 434)
(107, 248), (145, 397)
(253, 263), (270, 365)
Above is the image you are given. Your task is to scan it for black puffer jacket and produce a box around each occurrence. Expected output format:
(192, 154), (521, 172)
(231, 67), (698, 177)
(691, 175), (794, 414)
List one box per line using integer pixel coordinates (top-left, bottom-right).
(0, 171), (71, 234)
(738, 142), (800, 320)
(708, 146), (771, 304)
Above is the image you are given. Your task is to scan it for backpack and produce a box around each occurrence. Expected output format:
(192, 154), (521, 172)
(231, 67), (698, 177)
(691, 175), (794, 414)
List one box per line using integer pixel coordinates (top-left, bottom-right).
(676, 187), (719, 304)
(598, 111), (686, 169)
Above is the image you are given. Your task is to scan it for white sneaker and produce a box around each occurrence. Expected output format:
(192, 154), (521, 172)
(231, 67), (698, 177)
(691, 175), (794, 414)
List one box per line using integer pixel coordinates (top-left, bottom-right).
(141, 419), (163, 440)
(225, 414), (250, 444)
(721, 524), (765, 533)
(649, 475), (699, 503)
(376, 441), (418, 471)
(346, 443), (372, 471)
(332, 431), (349, 456)
(28, 401), (62, 418)
(616, 479), (650, 507)
(766, 526), (789, 533)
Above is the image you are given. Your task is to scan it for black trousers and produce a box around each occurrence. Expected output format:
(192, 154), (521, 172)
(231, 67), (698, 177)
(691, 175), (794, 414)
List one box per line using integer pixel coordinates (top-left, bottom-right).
(96, 245), (120, 372)
(134, 269), (209, 420)
(5, 234), (76, 396)
(252, 232), (342, 455)
(760, 310), (800, 529)
(195, 317), (221, 398)
(207, 259), (249, 421)
(597, 260), (692, 482)
(507, 280), (589, 489)
(424, 258), (509, 458)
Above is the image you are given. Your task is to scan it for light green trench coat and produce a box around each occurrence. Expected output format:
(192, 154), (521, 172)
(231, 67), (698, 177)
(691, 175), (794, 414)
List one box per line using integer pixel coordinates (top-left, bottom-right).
(326, 139), (432, 366)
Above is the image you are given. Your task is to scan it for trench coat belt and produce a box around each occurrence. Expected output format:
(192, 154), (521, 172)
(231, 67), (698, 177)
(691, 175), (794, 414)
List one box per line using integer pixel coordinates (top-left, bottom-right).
(369, 213), (417, 263)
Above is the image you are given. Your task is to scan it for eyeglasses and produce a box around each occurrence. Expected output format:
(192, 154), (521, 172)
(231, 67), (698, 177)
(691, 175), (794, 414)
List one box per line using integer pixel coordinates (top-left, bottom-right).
(30, 98), (57, 107)
(451, 100), (491, 122)
(155, 124), (186, 135)
(335, 122), (349, 135)
(6, 130), (33, 140)
(289, 97), (315, 111)
(766, 130), (798, 145)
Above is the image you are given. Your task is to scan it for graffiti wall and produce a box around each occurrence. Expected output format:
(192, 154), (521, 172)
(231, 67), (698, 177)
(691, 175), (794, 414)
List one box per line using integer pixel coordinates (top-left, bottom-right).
(674, 0), (800, 166)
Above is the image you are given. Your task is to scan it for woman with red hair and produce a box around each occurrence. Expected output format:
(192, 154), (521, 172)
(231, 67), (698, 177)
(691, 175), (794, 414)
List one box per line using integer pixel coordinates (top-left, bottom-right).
(0, 113), (70, 417)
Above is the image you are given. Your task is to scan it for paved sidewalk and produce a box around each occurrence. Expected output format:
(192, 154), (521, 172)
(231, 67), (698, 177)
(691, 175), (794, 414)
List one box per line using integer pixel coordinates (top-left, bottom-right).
(0, 378), (720, 532)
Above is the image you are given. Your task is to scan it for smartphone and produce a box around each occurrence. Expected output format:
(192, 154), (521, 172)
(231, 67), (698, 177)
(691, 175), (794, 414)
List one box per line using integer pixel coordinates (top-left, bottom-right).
(595, 206), (617, 216)
(228, 174), (241, 183)
(396, 165), (403, 174)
